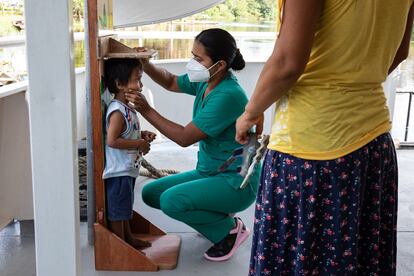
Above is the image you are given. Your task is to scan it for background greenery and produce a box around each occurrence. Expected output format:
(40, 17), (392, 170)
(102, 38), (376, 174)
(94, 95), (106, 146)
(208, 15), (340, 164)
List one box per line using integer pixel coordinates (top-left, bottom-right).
(1, 0), (277, 36)
(71, 0), (276, 24)
(195, 0), (276, 22)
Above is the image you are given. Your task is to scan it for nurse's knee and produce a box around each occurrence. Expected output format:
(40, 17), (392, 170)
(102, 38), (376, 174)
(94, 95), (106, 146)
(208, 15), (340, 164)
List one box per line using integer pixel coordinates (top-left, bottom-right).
(141, 183), (160, 209)
(160, 191), (190, 218)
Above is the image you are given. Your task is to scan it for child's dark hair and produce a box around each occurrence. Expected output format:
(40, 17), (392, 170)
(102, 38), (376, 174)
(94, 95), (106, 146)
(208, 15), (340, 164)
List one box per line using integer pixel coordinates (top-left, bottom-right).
(195, 28), (245, 71)
(104, 58), (143, 94)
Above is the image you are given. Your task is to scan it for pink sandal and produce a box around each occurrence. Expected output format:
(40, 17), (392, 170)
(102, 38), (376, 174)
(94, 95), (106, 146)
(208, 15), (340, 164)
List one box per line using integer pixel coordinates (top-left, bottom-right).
(204, 217), (250, 261)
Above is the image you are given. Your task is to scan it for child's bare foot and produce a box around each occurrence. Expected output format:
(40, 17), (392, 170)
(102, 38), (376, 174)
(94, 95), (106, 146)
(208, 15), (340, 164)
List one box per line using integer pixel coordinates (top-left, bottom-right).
(126, 235), (151, 249)
(124, 220), (152, 249)
(108, 220), (125, 240)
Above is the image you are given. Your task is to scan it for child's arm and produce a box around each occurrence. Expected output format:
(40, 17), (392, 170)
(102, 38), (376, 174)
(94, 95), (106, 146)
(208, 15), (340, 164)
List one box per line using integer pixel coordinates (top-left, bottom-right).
(106, 111), (150, 154)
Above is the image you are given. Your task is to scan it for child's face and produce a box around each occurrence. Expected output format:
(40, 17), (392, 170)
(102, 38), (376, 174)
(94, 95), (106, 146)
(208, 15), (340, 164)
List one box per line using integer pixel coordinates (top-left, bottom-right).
(121, 68), (143, 94)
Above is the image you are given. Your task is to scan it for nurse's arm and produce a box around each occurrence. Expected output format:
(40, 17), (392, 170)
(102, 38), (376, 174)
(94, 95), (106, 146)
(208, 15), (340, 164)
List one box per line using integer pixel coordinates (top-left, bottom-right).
(141, 107), (207, 147)
(143, 61), (182, 93)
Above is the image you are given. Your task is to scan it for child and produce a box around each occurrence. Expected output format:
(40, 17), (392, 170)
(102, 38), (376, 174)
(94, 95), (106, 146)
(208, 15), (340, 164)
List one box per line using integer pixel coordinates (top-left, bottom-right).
(102, 58), (156, 248)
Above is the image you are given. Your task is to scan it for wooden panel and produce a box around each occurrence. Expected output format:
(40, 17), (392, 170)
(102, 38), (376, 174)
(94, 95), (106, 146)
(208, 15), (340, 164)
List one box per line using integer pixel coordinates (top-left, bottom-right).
(94, 223), (180, 271)
(99, 37), (157, 59)
(109, 37), (135, 53)
(87, 0), (106, 225)
(130, 211), (165, 236)
(98, 35), (118, 59)
(94, 223), (158, 271)
(105, 50), (157, 59)
(0, 216), (12, 231)
(140, 234), (181, 270)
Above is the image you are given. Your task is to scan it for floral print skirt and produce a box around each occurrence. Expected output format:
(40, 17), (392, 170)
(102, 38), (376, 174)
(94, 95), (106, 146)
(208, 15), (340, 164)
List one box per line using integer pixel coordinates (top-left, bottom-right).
(249, 133), (397, 276)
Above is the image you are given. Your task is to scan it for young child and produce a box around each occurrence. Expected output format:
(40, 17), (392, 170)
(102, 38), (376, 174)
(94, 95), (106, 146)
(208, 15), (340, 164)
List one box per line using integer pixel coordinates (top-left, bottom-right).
(102, 58), (156, 248)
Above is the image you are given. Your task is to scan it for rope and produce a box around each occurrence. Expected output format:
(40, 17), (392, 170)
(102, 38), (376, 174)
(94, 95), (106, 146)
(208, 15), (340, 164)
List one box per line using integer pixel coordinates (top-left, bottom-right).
(139, 158), (180, 179)
(239, 135), (270, 189)
(256, 135), (270, 159)
(138, 135), (270, 181)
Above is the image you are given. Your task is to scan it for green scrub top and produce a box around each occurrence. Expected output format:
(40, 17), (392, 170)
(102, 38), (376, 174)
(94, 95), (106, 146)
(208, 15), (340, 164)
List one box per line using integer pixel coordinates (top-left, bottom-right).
(177, 72), (248, 177)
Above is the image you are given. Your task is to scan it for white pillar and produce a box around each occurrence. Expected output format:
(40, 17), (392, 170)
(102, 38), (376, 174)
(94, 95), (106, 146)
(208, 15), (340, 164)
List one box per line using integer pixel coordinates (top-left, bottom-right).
(24, 0), (80, 275)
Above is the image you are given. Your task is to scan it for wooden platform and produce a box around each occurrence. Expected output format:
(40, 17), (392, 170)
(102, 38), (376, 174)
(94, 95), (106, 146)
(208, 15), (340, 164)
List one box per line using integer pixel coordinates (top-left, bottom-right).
(137, 234), (181, 269)
(0, 216), (12, 231)
(94, 211), (181, 271)
(90, 29), (176, 271)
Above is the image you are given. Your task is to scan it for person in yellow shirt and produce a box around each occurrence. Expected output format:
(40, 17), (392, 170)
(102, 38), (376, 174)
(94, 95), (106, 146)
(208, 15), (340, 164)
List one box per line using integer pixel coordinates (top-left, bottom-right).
(236, 0), (414, 275)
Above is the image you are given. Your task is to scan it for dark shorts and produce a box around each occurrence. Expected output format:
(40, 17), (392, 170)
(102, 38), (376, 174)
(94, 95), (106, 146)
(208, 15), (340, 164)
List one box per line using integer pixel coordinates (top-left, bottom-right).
(105, 176), (135, 221)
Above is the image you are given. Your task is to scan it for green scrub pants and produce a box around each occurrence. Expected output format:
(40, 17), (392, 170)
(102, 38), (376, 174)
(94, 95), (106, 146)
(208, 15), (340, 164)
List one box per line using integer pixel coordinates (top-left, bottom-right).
(141, 169), (259, 243)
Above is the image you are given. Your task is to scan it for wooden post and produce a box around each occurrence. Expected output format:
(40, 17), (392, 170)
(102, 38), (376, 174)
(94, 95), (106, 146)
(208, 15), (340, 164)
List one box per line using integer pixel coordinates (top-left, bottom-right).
(87, 0), (106, 226)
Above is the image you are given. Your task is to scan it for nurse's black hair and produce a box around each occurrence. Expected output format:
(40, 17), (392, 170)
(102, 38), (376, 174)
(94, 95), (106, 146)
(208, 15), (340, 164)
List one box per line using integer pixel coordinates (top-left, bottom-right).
(195, 28), (245, 71)
(104, 58), (143, 94)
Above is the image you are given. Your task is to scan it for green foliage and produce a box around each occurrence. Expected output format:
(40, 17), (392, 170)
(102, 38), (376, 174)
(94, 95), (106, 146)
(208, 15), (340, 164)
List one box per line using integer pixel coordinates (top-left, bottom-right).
(194, 0), (277, 22)
(73, 0), (84, 20)
(411, 26), (414, 41)
(0, 15), (22, 36)
(202, 4), (233, 21)
(256, 0), (276, 21)
(99, 3), (107, 28)
(73, 19), (84, 32)
(0, 0), (277, 36)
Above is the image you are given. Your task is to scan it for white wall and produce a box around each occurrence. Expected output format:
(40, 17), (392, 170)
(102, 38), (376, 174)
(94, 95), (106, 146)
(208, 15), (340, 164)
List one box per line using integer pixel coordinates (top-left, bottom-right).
(0, 70), (87, 221)
(0, 91), (33, 220)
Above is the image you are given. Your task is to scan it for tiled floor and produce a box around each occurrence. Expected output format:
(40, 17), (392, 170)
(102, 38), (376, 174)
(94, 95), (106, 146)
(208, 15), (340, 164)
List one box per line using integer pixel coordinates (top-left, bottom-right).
(1, 142), (413, 276)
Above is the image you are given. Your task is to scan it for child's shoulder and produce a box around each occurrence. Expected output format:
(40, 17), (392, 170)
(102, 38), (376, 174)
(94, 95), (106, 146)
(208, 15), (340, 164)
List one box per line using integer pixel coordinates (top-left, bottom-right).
(106, 100), (139, 124)
(107, 99), (125, 108)
(107, 100), (128, 114)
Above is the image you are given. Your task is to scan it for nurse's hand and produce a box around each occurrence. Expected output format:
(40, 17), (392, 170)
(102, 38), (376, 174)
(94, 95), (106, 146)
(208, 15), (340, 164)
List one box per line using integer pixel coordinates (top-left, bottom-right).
(133, 47), (150, 68)
(125, 91), (151, 114)
(236, 111), (264, 144)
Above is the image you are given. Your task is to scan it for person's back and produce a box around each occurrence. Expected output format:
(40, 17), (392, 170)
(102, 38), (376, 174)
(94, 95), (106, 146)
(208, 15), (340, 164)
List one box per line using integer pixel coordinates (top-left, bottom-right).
(239, 1), (413, 275)
(270, 0), (414, 159)
(302, 0), (412, 84)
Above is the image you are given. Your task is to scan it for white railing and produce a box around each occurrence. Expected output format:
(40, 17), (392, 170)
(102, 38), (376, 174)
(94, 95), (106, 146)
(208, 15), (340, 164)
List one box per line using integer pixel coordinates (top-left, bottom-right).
(0, 31), (277, 47)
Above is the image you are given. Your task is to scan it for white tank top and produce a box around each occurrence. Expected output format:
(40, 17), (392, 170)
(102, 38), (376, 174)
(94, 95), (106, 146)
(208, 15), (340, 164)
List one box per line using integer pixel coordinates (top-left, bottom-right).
(102, 100), (142, 179)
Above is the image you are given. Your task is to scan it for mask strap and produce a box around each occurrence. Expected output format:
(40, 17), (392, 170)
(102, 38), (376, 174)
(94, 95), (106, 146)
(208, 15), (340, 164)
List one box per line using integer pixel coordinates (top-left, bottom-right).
(208, 61), (222, 80)
(207, 61), (220, 70)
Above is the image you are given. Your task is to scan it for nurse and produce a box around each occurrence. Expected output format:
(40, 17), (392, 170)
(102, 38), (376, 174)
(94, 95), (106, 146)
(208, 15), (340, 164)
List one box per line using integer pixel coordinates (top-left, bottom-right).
(125, 28), (260, 261)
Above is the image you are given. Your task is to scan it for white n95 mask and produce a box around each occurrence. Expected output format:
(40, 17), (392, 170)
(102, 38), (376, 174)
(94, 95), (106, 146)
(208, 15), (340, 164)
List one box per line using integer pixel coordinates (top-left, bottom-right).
(186, 58), (219, 82)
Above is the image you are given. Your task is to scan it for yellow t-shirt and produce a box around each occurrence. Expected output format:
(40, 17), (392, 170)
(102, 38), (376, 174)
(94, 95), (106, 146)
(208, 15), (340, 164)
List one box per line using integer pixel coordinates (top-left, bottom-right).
(270, 0), (413, 160)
